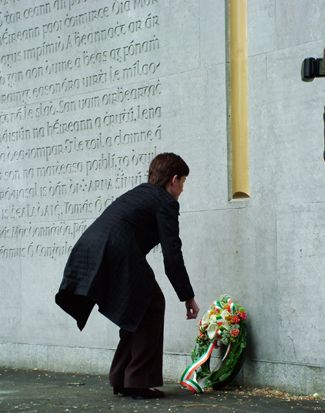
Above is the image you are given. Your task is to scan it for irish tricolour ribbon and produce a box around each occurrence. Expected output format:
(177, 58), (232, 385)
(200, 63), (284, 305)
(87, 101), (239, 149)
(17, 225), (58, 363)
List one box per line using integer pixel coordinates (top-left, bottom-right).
(180, 341), (216, 393)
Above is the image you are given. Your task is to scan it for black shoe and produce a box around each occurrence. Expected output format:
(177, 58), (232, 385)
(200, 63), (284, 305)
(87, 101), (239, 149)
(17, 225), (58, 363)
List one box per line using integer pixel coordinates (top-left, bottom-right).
(126, 388), (165, 399)
(113, 386), (129, 396)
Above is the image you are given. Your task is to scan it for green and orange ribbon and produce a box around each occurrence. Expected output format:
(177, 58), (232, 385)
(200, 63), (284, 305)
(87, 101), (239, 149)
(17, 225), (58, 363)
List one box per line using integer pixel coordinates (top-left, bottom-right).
(180, 341), (216, 393)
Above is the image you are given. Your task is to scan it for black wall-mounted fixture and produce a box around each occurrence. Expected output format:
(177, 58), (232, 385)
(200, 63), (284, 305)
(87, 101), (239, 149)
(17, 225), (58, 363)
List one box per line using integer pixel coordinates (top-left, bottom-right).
(302, 55), (325, 81)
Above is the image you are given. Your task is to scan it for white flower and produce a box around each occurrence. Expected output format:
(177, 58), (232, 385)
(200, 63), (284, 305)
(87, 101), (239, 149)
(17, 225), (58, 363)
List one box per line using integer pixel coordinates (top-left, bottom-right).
(207, 323), (217, 340)
(209, 314), (217, 323)
(201, 311), (210, 327)
(221, 310), (230, 320)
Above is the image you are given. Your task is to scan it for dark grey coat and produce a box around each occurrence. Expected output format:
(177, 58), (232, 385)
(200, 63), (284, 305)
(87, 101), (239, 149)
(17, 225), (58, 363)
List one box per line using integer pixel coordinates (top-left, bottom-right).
(55, 183), (194, 332)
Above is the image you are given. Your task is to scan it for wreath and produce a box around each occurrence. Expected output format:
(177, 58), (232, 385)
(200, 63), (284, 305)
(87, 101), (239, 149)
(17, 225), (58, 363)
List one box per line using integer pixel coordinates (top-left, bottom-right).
(180, 294), (247, 393)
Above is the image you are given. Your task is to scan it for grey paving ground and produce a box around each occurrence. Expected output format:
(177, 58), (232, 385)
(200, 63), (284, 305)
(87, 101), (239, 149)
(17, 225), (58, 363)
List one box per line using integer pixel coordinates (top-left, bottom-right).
(0, 368), (324, 413)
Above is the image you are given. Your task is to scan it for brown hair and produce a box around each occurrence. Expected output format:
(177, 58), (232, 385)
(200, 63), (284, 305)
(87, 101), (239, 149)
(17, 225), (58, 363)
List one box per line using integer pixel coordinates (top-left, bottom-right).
(148, 153), (190, 187)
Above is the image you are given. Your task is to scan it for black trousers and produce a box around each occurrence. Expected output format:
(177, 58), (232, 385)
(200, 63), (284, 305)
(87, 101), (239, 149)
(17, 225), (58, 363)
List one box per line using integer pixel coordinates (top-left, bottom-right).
(109, 281), (165, 388)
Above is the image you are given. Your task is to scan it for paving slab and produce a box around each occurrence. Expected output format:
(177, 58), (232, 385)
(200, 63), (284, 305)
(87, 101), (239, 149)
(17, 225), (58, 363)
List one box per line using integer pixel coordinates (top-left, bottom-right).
(0, 368), (324, 413)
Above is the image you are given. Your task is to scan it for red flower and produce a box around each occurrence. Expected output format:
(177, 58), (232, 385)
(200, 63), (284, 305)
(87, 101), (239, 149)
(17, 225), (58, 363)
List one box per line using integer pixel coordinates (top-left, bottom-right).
(230, 329), (240, 337)
(238, 311), (247, 320)
(232, 315), (240, 324)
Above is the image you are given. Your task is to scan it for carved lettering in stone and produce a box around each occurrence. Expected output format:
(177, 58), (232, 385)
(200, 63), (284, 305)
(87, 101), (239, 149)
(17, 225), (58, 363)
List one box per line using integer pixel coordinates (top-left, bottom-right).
(0, 0), (162, 257)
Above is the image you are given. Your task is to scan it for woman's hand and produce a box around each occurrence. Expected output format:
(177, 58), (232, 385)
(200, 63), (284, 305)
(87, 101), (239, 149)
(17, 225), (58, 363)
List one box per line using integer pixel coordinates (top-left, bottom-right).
(185, 297), (199, 319)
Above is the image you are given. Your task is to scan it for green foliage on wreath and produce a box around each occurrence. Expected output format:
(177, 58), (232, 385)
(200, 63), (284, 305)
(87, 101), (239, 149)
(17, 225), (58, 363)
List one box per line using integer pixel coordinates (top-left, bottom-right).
(204, 324), (247, 388)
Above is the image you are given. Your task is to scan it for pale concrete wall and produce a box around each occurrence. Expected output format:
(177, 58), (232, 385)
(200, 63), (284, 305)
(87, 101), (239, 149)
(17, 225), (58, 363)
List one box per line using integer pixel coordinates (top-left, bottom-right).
(0, 0), (325, 395)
